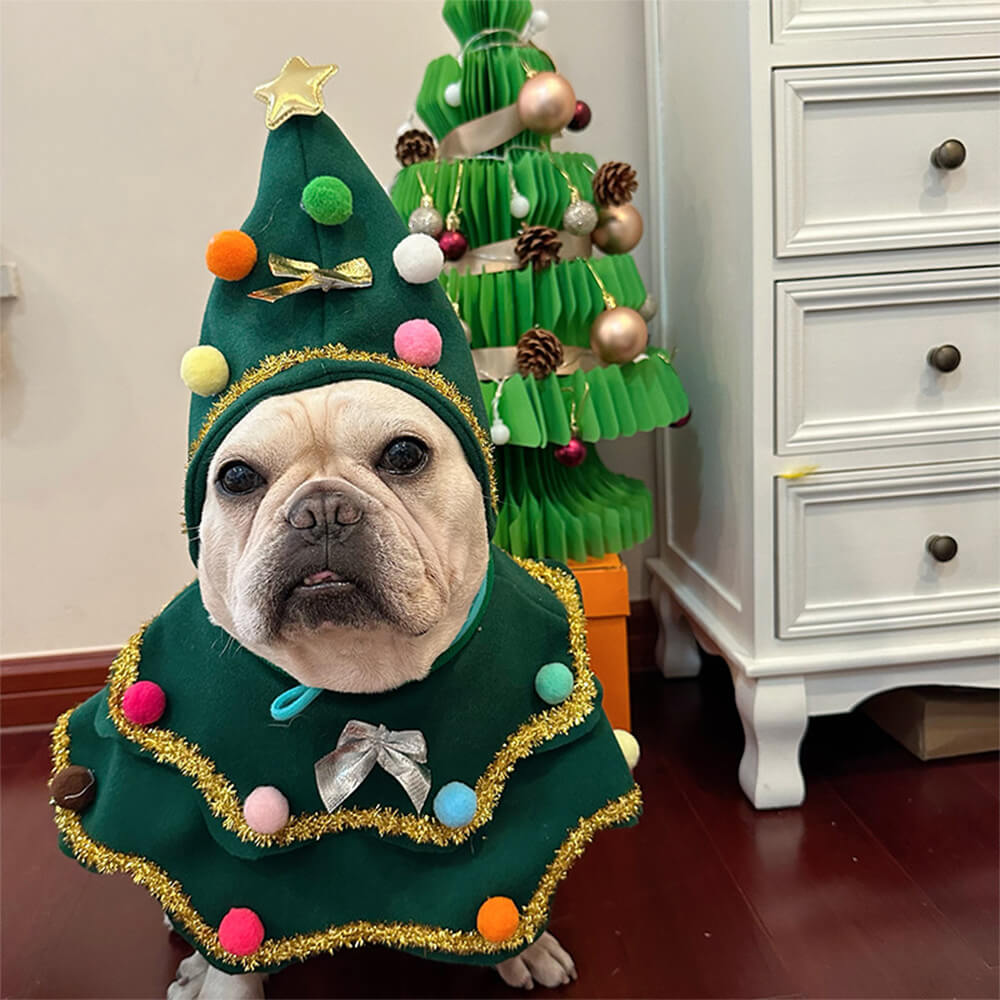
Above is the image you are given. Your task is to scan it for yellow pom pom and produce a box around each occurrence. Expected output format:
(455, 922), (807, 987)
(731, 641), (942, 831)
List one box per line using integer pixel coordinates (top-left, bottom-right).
(614, 729), (640, 771)
(180, 346), (229, 397)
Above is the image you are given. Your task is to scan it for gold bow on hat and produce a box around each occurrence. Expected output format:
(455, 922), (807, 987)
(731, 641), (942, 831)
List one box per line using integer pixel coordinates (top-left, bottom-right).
(249, 253), (373, 302)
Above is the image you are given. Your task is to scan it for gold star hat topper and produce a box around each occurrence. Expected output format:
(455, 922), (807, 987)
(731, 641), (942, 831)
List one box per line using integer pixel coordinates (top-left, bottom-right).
(254, 56), (338, 130)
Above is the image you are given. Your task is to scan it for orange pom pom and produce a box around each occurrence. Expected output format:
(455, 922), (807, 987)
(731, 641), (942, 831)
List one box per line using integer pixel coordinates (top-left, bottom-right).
(476, 896), (520, 943)
(206, 230), (257, 281)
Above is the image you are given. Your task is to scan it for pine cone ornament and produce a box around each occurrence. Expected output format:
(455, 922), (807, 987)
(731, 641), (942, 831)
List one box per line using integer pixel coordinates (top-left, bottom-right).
(516, 328), (564, 379)
(515, 226), (562, 272)
(593, 161), (638, 206)
(395, 129), (437, 167)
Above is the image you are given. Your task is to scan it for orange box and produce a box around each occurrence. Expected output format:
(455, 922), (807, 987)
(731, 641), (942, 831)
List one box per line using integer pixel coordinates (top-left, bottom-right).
(567, 553), (631, 732)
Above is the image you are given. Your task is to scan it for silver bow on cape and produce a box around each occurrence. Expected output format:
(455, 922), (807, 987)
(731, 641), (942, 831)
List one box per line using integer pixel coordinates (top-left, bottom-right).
(314, 720), (431, 813)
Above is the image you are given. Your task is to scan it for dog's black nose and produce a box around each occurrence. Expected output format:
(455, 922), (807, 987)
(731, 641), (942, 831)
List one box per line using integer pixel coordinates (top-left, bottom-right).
(287, 489), (364, 540)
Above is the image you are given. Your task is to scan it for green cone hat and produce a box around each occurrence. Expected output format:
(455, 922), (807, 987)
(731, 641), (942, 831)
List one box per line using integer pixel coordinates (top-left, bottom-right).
(182, 60), (495, 562)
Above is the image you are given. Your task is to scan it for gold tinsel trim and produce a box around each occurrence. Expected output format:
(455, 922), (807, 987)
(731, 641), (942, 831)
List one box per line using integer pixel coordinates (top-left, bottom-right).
(96, 558), (597, 849)
(187, 344), (498, 511)
(51, 707), (641, 968)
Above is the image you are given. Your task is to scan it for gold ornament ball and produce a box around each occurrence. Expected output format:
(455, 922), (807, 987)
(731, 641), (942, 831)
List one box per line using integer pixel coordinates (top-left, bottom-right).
(591, 203), (644, 254)
(517, 72), (576, 135)
(590, 306), (649, 365)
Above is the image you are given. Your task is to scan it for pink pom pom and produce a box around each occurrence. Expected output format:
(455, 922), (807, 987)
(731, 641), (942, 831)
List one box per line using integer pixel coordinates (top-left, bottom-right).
(243, 786), (290, 835)
(394, 319), (442, 367)
(121, 680), (166, 725)
(218, 907), (265, 956)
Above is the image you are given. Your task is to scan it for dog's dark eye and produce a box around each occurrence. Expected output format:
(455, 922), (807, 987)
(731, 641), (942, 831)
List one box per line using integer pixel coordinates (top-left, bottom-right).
(217, 461), (265, 496)
(378, 437), (428, 476)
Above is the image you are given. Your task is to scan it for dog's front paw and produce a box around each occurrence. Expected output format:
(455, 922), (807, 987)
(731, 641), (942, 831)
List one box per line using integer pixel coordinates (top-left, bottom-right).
(495, 932), (578, 989)
(166, 952), (265, 1000)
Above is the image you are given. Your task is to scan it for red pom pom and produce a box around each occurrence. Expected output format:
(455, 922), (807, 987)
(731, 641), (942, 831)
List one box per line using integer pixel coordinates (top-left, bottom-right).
(438, 230), (468, 261)
(121, 681), (166, 726)
(554, 438), (587, 467)
(218, 908), (265, 956)
(394, 319), (443, 367)
(206, 230), (257, 281)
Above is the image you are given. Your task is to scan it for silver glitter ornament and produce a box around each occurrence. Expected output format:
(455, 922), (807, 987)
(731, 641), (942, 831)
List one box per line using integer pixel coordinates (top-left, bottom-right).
(639, 294), (658, 321)
(408, 196), (444, 237)
(562, 199), (599, 236)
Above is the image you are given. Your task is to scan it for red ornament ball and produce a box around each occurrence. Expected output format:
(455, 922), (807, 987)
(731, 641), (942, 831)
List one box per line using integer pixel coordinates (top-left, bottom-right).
(218, 907), (265, 956)
(670, 408), (693, 428)
(568, 100), (592, 131)
(554, 438), (587, 467)
(205, 230), (257, 281)
(121, 680), (166, 726)
(394, 319), (443, 367)
(438, 230), (468, 261)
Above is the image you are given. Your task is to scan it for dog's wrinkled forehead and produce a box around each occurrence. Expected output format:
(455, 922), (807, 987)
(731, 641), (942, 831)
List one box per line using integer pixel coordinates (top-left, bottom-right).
(210, 379), (462, 477)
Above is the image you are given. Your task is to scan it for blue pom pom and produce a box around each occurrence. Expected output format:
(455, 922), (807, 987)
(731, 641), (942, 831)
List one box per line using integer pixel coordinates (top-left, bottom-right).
(433, 781), (477, 828)
(534, 662), (574, 705)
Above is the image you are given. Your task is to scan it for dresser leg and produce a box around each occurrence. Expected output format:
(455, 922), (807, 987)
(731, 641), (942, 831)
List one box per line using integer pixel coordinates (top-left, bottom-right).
(651, 582), (703, 678)
(733, 672), (808, 809)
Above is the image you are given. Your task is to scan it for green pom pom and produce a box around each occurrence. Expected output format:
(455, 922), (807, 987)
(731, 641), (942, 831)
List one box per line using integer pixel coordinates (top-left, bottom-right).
(534, 662), (574, 705)
(301, 176), (353, 225)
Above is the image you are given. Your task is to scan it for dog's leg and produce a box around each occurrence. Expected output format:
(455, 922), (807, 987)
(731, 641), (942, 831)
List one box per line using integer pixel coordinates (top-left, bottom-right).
(495, 932), (577, 989)
(166, 952), (265, 1000)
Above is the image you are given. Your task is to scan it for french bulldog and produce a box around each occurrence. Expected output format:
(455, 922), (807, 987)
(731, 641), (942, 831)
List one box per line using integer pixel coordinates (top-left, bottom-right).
(167, 379), (578, 999)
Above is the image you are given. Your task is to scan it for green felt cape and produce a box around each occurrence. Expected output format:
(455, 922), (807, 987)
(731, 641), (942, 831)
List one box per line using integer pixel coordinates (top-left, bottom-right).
(51, 59), (640, 975)
(53, 548), (640, 973)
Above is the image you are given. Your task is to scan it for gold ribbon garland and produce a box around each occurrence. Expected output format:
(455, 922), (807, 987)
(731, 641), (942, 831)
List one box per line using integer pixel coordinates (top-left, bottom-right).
(438, 103), (525, 160)
(249, 254), (373, 303)
(473, 345), (600, 380)
(444, 231), (592, 276)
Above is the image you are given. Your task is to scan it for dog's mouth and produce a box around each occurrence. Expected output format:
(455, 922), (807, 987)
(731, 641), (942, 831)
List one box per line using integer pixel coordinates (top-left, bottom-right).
(298, 569), (355, 591)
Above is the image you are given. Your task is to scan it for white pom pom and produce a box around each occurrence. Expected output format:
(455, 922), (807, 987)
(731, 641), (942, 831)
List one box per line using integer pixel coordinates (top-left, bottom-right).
(510, 193), (531, 219)
(444, 82), (462, 107)
(614, 729), (640, 770)
(491, 420), (511, 446)
(527, 9), (549, 35)
(392, 233), (444, 284)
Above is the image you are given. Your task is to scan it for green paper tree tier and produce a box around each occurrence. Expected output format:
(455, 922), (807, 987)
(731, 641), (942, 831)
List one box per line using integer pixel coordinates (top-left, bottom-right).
(392, 0), (690, 563)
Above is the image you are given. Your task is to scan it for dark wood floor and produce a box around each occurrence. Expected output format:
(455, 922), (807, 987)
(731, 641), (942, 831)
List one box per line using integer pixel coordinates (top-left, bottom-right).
(2, 660), (997, 999)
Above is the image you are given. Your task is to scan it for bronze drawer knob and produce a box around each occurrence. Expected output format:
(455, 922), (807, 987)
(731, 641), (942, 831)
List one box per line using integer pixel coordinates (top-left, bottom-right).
(927, 344), (962, 372)
(930, 139), (966, 170)
(926, 534), (958, 562)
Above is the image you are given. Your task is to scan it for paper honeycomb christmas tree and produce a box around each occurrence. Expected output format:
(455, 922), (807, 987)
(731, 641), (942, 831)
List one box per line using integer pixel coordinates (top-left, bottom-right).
(391, 0), (690, 564)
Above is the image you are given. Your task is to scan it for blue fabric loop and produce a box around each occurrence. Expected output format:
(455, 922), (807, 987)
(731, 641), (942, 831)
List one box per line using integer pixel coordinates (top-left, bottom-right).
(270, 684), (323, 721)
(269, 567), (491, 723)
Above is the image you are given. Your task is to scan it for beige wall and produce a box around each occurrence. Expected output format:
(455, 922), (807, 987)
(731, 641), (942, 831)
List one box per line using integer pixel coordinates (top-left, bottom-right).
(0, 0), (658, 655)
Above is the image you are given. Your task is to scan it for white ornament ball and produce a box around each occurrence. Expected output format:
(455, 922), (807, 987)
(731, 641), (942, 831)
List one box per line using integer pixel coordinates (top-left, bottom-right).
(510, 193), (531, 219)
(614, 729), (641, 770)
(392, 233), (444, 284)
(408, 204), (444, 237)
(528, 9), (550, 33)
(563, 199), (598, 236)
(639, 294), (658, 321)
(491, 420), (511, 446)
(444, 82), (462, 107)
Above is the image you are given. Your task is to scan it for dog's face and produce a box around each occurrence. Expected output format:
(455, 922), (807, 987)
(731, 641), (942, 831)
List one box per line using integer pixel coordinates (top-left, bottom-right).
(197, 380), (489, 693)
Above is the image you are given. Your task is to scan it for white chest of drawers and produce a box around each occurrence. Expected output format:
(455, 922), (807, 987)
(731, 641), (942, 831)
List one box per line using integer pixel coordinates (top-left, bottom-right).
(644, 0), (1000, 808)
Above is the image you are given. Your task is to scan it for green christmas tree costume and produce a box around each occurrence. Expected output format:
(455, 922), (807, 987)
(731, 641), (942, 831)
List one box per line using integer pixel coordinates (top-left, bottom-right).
(50, 57), (640, 975)
(391, 0), (690, 564)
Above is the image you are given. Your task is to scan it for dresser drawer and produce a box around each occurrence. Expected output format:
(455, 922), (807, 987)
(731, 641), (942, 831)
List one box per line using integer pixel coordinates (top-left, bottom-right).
(774, 59), (1000, 257)
(776, 462), (1000, 637)
(776, 267), (1000, 453)
(772, 0), (1000, 44)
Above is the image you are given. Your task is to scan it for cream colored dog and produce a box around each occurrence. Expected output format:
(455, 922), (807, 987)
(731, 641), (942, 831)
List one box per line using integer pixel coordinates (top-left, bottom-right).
(168, 380), (577, 999)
